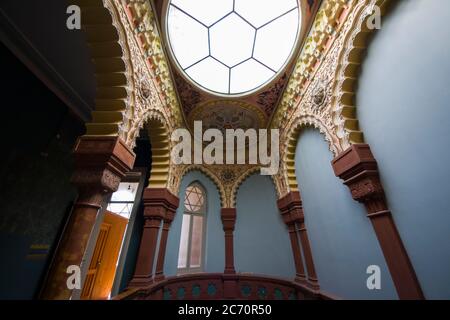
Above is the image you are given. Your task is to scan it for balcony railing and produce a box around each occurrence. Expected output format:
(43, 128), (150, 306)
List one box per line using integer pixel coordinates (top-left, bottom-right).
(115, 273), (330, 300)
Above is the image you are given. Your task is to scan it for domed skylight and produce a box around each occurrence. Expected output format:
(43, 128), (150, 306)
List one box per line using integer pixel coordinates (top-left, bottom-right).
(166, 0), (301, 96)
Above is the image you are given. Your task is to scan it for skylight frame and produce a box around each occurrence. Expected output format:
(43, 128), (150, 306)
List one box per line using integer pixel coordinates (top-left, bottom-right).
(163, 0), (303, 98)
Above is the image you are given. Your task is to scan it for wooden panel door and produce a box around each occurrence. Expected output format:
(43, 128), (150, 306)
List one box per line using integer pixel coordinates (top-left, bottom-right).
(81, 211), (128, 300)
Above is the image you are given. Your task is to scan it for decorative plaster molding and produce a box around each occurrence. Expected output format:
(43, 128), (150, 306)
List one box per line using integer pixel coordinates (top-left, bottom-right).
(76, 0), (392, 201)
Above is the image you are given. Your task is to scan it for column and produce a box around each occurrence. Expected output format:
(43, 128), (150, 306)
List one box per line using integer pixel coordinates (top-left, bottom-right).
(297, 219), (320, 290)
(332, 144), (424, 300)
(278, 192), (319, 290)
(277, 194), (306, 283)
(41, 136), (135, 300)
(154, 191), (179, 282)
(221, 208), (237, 274)
(221, 208), (238, 299)
(129, 188), (179, 287)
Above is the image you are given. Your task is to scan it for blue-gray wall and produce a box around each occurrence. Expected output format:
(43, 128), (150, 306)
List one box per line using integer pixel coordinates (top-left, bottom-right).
(164, 171), (224, 276)
(235, 174), (295, 279)
(357, 0), (450, 299)
(295, 128), (397, 299)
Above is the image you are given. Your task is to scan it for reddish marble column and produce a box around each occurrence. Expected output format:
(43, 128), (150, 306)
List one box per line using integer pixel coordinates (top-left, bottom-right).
(221, 208), (237, 274)
(297, 219), (319, 290)
(129, 189), (179, 287)
(41, 136), (135, 300)
(154, 192), (179, 282)
(332, 144), (424, 300)
(277, 193), (306, 283)
(288, 224), (307, 283)
(278, 192), (319, 290)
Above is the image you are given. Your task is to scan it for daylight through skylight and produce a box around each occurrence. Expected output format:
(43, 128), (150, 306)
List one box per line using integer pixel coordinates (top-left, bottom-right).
(166, 0), (301, 96)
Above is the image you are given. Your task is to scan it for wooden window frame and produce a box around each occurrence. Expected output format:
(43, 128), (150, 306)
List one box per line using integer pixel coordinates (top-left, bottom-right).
(177, 182), (207, 274)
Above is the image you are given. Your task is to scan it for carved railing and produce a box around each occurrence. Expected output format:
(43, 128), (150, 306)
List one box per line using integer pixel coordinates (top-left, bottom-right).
(115, 273), (329, 300)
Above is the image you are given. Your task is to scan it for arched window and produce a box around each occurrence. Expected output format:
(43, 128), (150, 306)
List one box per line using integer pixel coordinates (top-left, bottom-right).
(177, 182), (206, 273)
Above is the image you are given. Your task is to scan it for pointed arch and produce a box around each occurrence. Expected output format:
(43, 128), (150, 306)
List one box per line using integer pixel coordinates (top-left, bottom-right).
(283, 115), (337, 194)
(178, 165), (226, 208)
(77, 0), (132, 138)
(230, 167), (280, 208)
(76, 0), (183, 148)
(332, 0), (392, 148)
(145, 116), (171, 190)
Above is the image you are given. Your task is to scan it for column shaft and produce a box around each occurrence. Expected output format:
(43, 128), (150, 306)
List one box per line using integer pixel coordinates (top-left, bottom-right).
(154, 221), (171, 281)
(278, 191), (320, 290)
(221, 208), (237, 274)
(287, 223), (307, 282)
(129, 188), (179, 287)
(130, 218), (162, 285)
(297, 221), (319, 289)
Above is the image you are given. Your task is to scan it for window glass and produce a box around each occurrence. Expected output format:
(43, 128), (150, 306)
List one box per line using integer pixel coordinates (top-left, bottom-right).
(107, 182), (139, 219)
(177, 183), (206, 272)
(166, 0), (301, 96)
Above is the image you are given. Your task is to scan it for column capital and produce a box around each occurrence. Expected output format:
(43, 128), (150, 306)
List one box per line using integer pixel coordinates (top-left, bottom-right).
(221, 208), (237, 231)
(277, 191), (304, 225)
(142, 188), (179, 221)
(71, 136), (135, 194)
(331, 144), (384, 203)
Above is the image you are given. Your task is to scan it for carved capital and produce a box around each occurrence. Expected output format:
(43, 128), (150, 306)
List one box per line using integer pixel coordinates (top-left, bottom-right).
(71, 136), (135, 194)
(144, 206), (166, 220)
(142, 188), (179, 220)
(348, 175), (384, 202)
(221, 208), (237, 232)
(277, 191), (305, 225)
(332, 144), (385, 203)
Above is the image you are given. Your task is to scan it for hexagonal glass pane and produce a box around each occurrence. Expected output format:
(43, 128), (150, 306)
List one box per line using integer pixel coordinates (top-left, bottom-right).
(184, 185), (205, 212)
(185, 57), (230, 94)
(235, 0), (297, 28)
(172, 0), (233, 26)
(230, 59), (274, 94)
(254, 9), (299, 71)
(210, 13), (255, 67)
(168, 5), (209, 69)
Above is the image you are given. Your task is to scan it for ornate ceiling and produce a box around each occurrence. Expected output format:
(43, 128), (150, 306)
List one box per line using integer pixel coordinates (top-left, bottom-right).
(77, 0), (381, 203)
(152, 0), (321, 131)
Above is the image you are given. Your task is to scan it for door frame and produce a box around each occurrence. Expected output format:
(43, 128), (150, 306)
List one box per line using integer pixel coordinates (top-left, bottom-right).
(110, 168), (147, 296)
(72, 168), (147, 300)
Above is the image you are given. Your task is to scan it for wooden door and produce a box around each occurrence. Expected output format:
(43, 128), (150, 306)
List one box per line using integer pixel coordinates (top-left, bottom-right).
(81, 211), (128, 300)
